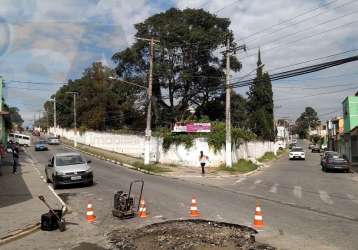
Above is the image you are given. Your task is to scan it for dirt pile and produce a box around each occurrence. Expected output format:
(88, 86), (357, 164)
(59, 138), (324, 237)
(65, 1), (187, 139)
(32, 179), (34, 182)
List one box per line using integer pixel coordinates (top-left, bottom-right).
(109, 219), (275, 250)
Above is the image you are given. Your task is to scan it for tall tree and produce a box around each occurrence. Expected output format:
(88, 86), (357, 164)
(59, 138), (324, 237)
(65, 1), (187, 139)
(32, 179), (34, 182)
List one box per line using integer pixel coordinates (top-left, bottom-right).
(112, 8), (241, 128)
(247, 49), (275, 141)
(294, 107), (320, 138)
(196, 92), (247, 128)
(8, 107), (24, 126)
(44, 62), (145, 131)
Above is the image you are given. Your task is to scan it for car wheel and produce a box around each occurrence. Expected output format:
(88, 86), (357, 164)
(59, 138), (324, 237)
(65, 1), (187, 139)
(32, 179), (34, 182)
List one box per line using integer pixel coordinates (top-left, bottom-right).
(45, 171), (50, 183)
(52, 176), (58, 189)
(87, 179), (94, 186)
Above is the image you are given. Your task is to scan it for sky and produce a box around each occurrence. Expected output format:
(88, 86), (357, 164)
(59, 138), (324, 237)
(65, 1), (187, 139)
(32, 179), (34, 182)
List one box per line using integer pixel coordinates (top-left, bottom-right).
(0, 0), (357, 126)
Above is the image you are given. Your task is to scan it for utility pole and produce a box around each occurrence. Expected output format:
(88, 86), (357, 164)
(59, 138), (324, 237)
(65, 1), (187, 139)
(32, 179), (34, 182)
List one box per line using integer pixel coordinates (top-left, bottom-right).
(224, 36), (246, 167)
(225, 36), (232, 167)
(136, 36), (159, 165)
(66, 92), (78, 147)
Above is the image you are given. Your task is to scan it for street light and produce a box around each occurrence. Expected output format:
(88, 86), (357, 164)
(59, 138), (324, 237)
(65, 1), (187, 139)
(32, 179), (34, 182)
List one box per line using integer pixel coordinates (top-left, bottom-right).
(108, 76), (152, 165)
(66, 92), (79, 147)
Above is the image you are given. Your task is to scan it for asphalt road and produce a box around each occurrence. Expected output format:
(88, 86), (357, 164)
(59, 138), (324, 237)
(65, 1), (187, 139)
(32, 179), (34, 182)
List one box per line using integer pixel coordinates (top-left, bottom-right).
(4, 139), (358, 250)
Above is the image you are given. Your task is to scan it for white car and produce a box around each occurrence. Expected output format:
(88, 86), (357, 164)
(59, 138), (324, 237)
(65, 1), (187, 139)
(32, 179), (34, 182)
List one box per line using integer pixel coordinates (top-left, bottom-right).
(289, 147), (305, 160)
(48, 137), (60, 145)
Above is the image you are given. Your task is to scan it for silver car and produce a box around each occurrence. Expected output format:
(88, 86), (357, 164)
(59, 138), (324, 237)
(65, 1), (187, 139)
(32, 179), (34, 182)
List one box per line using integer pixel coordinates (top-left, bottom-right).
(45, 152), (93, 189)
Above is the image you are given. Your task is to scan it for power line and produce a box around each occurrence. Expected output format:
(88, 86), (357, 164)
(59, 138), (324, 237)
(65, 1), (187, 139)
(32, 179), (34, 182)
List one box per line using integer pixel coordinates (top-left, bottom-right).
(242, 0), (357, 45)
(273, 82), (358, 90)
(276, 85), (358, 101)
(244, 7), (358, 53)
(236, 0), (340, 42)
(239, 19), (358, 60)
(229, 54), (358, 89)
(6, 80), (66, 85)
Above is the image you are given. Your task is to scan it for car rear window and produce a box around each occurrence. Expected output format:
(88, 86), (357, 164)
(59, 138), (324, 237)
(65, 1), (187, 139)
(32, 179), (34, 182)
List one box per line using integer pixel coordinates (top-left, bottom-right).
(292, 148), (303, 152)
(56, 155), (85, 166)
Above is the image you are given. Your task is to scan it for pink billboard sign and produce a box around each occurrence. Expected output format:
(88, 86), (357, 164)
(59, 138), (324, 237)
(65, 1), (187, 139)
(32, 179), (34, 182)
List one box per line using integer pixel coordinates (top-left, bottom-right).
(186, 123), (211, 133)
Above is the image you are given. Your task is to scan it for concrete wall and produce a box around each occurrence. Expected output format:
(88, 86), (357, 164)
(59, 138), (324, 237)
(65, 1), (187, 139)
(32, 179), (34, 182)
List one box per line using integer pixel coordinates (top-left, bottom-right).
(51, 127), (281, 167)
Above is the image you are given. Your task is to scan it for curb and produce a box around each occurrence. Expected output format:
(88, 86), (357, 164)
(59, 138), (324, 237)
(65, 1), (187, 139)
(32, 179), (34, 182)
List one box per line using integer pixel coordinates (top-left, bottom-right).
(61, 142), (263, 179)
(0, 223), (40, 246)
(62, 144), (155, 176)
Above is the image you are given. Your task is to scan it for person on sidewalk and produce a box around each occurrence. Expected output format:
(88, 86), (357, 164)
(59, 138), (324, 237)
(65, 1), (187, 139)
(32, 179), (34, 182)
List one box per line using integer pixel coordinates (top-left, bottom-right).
(12, 145), (19, 174)
(199, 151), (209, 175)
(0, 143), (5, 176)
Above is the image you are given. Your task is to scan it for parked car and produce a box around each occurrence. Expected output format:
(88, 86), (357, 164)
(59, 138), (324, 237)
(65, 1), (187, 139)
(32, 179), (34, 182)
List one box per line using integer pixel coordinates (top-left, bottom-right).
(320, 151), (336, 167)
(35, 140), (48, 151)
(47, 137), (60, 145)
(8, 132), (31, 146)
(321, 152), (350, 172)
(321, 144), (328, 151)
(289, 147), (306, 160)
(308, 143), (315, 149)
(45, 152), (93, 189)
(311, 145), (320, 153)
(289, 143), (296, 149)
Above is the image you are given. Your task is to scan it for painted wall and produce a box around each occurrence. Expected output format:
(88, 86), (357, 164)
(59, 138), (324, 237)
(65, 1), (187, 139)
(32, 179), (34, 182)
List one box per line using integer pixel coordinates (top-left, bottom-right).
(50, 128), (281, 167)
(343, 96), (358, 133)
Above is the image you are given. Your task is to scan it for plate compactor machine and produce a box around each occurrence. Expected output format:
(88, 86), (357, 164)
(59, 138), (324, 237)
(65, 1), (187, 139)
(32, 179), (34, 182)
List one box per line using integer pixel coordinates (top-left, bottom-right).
(112, 180), (144, 219)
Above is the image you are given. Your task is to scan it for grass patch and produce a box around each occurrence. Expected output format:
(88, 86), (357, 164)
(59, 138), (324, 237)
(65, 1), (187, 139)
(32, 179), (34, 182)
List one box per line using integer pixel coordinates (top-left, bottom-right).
(258, 152), (277, 162)
(132, 161), (172, 173)
(217, 159), (258, 174)
(277, 148), (288, 157)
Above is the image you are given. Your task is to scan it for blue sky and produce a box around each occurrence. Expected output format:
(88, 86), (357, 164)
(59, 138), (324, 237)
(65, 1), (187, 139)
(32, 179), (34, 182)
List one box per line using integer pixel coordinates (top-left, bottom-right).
(0, 0), (358, 126)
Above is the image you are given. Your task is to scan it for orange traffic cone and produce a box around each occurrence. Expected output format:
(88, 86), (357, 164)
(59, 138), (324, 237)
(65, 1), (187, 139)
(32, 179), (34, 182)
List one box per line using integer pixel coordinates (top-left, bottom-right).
(189, 196), (200, 217)
(138, 199), (147, 218)
(86, 203), (96, 223)
(252, 201), (264, 229)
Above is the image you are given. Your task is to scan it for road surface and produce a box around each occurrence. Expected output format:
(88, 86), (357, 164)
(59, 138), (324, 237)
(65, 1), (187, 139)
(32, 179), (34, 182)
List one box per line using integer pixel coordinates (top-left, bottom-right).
(4, 140), (358, 250)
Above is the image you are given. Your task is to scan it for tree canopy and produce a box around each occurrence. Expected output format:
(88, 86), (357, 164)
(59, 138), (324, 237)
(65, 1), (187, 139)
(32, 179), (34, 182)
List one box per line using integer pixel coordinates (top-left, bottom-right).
(294, 107), (320, 138)
(112, 8), (241, 127)
(246, 50), (275, 141)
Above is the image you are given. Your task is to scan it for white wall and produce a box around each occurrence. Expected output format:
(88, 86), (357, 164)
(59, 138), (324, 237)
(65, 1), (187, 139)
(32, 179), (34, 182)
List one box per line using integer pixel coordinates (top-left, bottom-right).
(51, 128), (280, 167)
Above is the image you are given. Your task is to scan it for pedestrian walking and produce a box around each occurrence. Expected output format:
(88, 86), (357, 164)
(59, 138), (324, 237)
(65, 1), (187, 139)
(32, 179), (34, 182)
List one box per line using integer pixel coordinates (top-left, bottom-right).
(12, 145), (19, 174)
(0, 143), (5, 176)
(199, 151), (209, 175)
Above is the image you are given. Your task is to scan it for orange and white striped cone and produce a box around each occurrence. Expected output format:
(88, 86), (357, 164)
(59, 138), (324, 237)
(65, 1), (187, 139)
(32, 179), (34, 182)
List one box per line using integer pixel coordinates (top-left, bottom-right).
(189, 196), (200, 217)
(138, 199), (147, 218)
(86, 203), (96, 223)
(252, 201), (264, 229)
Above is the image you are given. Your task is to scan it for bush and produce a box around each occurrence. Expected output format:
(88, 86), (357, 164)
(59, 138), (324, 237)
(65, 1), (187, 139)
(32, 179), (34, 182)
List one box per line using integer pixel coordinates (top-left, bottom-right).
(161, 122), (256, 153)
(218, 159), (258, 173)
(258, 152), (277, 162)
(132, 161), (171, 173)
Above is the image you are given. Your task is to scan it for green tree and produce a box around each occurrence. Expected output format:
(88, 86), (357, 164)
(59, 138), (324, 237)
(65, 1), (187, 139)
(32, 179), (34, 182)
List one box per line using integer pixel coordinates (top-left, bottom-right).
(112, 8), (241, 127)
(196, 92), (248, 128)
(44, 62), (145, 131)
(8, 107), (24, 126)
(247, 49), (274, 141)
(294, 107), (320, 139)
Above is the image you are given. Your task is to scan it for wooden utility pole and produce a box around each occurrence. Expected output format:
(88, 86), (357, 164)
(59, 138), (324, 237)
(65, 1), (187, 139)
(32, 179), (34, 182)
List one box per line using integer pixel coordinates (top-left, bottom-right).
(136, 37), (159, 165)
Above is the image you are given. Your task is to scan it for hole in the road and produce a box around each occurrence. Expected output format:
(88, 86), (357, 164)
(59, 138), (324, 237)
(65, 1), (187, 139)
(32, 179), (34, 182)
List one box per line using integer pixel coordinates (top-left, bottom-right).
(70, 243), (107, 250)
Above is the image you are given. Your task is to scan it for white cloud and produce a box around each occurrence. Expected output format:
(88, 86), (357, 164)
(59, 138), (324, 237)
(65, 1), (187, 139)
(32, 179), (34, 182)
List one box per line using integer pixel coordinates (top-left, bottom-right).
(177, 0), (358, 120)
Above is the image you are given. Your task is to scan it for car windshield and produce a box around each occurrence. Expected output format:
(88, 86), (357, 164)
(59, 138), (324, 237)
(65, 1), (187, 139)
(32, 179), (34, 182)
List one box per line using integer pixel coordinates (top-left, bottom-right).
(327, 152), (340, 158)
(291, 148), (303, 152)
(36, 141), (46, 144)
(56, 155), (85, 166)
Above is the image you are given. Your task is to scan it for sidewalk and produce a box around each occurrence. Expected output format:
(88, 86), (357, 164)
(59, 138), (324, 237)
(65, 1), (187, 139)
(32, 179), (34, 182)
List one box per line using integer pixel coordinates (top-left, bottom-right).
(61, 138), (265, 180)
(0, 151), (61, 239)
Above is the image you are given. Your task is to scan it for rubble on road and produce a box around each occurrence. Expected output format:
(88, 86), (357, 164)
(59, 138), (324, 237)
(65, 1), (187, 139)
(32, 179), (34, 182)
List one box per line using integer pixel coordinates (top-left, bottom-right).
(109, 219), (275, 250)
